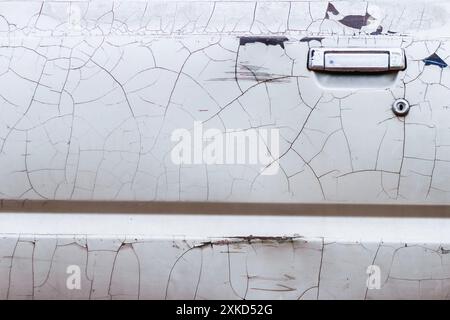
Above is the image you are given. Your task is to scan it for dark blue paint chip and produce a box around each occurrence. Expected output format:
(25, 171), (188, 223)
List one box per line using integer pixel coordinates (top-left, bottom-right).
(423, 53), (448, 68)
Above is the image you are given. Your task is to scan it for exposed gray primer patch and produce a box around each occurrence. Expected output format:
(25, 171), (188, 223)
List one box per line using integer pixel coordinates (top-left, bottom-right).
(239, 36), (289, 49)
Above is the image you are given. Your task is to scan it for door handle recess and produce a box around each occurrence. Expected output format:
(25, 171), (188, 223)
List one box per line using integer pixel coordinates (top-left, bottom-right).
(308, 48), (406, 72)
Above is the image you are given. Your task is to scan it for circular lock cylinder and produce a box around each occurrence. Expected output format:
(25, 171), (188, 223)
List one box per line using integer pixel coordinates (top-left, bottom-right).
(392, 98), (410, 116)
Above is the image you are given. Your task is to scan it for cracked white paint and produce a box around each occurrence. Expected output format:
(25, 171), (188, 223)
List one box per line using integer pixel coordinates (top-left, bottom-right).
(2, 232), (450, 299)
(1, 0), (450, 299)
(1, 213), (450, 299)
(0, 0), (448, 202)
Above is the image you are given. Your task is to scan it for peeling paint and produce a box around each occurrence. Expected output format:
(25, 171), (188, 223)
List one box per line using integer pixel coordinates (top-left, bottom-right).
(0, 1), (448, 203)
(239, 36), (289, 49)
(1, 234), (449, 299)
(300, 36), (325, 43)
(338, 13), (374, 30)
(325, 3), (340, 18)
(0, 0), (449, 300)
(423, 53), (448, 68)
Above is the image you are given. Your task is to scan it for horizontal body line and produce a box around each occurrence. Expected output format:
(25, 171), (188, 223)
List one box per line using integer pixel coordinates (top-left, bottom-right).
(0, 200), (450, 217)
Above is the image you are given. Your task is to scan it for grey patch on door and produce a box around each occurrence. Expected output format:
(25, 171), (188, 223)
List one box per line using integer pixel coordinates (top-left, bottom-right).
(239, 36), (289, 49)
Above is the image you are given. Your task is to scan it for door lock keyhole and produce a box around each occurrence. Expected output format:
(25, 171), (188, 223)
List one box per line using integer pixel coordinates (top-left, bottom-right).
(392, 98), (410, 116)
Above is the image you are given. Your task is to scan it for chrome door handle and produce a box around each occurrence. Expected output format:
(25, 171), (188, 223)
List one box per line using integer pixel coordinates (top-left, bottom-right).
(308, 48), (406, 72)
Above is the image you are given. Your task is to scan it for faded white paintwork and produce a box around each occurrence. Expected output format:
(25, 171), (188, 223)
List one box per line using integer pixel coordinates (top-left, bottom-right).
(2, 213), (450, 299)
(1, 0), (450, 299)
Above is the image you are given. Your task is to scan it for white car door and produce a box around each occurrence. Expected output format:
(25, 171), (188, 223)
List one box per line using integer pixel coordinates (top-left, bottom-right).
(0, 0), (450, 299)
